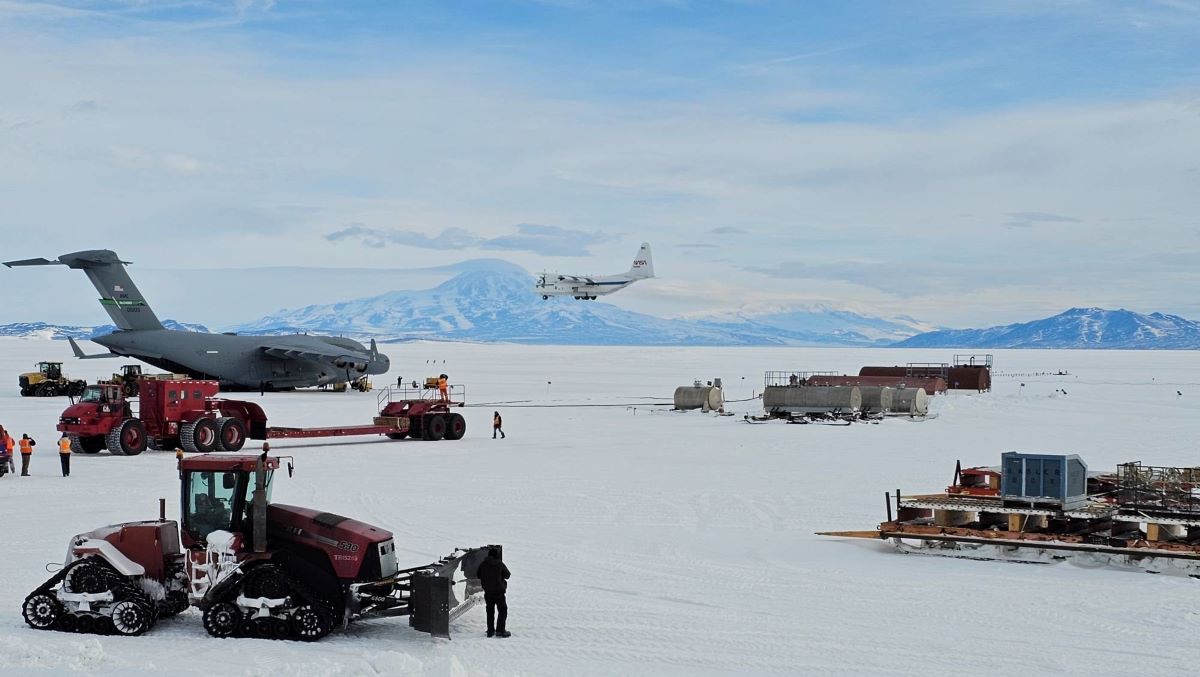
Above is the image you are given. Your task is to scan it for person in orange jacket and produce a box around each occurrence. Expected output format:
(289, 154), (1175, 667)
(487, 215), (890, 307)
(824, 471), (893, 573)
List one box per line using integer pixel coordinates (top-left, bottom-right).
(58, 434), (72, 477)
(18, 433), (36, 476)
(438, 374), (449, 402)
(0, 427), (13, 476)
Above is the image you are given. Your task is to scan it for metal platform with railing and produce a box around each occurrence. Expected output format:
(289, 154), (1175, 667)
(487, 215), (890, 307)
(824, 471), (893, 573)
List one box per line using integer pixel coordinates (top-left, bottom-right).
(763, 371), (838, 387)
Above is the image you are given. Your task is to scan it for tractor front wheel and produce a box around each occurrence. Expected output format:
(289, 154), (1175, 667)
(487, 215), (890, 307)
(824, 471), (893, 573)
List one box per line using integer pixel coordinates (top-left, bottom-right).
(106, 419), (147, 456)
(202, 602), (242, 638)
(22, 593), (62, 630)
(290, 604), (332, 641)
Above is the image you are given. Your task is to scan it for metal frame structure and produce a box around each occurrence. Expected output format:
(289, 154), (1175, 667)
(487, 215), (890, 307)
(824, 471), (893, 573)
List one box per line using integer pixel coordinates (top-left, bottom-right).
(762, 371), (838, 387)
(953, 354), (994, 368)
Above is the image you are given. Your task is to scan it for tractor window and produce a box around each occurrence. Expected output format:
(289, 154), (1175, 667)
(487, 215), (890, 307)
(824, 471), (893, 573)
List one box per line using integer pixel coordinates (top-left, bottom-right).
(243, 471), (274, 506)
(184, 470), (240, 541)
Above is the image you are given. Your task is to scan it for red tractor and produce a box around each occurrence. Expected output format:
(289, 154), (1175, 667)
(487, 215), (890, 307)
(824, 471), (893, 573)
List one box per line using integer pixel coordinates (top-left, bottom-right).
(23, 452), (493, 640)
(58, 378), (468, 456)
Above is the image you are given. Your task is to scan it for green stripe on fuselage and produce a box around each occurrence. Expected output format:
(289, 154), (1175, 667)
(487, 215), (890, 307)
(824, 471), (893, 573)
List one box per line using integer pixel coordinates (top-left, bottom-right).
(99, 298), (147, 308)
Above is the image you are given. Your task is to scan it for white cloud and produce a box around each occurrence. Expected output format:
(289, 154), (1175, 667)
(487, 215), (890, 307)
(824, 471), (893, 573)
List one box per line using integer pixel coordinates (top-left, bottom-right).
(0, 22), (1198, 326)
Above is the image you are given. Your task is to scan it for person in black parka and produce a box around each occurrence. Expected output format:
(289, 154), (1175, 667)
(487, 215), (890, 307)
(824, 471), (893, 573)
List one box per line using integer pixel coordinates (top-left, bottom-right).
(476, 547), (511, 637)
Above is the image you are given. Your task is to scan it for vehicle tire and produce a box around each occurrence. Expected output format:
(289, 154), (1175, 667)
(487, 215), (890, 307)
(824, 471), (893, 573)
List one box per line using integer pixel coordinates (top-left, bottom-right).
(106, 419), (147, 456)
(385, 431), (408, 440)
(110, 599), (153, 636)
(423, 414), (446, 441)
(65, 559), (112, 595)
(35, 382), (56, 397)
(215, 417), (247, 452)
(408, 416), (424, 440)
(19, 387), (32, 397)
(69, 381), (87, 397)
(242, 566), (290, 600)
(203, 602), (242, 638)
(181, 418), (219, 453)
(22, 593), (62, 630)
(290, 604), (332, 641)
(444, 413), (466, 440)
(79, 436), (105, 454)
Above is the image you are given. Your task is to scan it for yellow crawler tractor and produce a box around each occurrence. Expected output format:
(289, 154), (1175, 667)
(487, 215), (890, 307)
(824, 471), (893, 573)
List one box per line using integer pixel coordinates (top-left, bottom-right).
(108, 364), (143, 397)
(18, 362), (87, 398)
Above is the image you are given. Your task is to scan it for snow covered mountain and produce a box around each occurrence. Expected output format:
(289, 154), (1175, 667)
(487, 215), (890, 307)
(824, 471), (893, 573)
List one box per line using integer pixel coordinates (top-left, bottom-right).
(896, 307), (1200, 349)
(235, 260), (922, 346)
(0, 320), (209, 340)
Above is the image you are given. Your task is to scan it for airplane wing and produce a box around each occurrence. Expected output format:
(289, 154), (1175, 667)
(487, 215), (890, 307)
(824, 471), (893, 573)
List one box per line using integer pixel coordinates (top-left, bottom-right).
(3, 257), (63, 268)
(261, 338), (382, 371)
(68, 337), (120, 359)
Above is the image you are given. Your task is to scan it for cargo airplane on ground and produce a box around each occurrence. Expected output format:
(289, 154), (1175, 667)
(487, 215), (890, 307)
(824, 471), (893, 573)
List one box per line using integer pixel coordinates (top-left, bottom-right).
(535, 242), (654, 300)
(3, 250), (389, 390)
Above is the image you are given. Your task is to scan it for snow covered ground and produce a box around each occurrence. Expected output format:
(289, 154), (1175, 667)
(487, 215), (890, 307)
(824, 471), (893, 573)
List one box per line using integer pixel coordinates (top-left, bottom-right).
(2, 337), (1199, 676)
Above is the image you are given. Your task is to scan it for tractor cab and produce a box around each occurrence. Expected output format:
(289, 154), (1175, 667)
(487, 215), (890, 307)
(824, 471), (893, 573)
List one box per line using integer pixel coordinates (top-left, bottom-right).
(38, 362), (64, 380)
(120, 364), (143, 380)
(179, 454), (281, 549)
(79, 383), (125, 406)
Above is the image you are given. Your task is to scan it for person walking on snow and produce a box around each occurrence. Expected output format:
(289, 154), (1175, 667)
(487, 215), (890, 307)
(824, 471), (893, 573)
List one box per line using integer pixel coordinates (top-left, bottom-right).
(58, 435), (72, 477)
(493, 411), (505, 439)
(1, 428), (14, 475)
(476, 547), (511, 637)
(19, 433), (36, 476)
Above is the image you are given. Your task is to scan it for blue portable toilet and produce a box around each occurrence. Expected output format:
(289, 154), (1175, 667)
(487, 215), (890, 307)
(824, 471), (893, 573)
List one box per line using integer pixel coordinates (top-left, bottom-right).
(1000, 452), (1088, 509)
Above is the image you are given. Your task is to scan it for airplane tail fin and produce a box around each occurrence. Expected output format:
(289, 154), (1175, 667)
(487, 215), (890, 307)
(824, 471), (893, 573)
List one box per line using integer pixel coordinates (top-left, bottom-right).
(4, 250), (164, 332)
(628, 242), (654, 279)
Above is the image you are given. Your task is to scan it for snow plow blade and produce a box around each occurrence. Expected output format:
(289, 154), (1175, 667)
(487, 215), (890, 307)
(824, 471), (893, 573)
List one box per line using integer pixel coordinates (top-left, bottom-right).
(409, 546), (493, 638)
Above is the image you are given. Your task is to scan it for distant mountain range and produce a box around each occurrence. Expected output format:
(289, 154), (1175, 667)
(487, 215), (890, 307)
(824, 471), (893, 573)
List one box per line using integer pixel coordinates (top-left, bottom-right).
(233, 260), (926, 346)
(895, 307), (1200, 350)
(1, 261), (1197, 349)
(0, 320), (208, 340)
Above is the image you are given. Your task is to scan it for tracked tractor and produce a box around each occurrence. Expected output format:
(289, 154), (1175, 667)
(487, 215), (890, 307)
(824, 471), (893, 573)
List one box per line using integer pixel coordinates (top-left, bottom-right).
(18, 361), (87, 397)
(107, 364), (143, 397)
(23, 453), (493, 640)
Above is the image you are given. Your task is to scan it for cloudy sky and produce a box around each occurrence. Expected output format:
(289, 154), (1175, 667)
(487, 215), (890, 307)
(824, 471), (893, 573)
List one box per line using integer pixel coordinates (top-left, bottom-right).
(1, 0), (1198, 328)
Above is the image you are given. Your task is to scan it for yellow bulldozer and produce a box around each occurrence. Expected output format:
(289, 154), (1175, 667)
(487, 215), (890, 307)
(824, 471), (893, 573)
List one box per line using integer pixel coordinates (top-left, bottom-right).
(18, 362), (87, 398)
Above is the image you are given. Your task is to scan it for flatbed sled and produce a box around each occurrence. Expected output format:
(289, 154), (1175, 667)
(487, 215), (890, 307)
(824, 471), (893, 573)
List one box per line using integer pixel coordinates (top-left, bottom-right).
(820, 456), (1200, 578)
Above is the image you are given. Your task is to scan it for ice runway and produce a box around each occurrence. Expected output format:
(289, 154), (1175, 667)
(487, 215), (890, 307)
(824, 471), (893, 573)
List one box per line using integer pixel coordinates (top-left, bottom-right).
(2, 338), (1199, 676)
